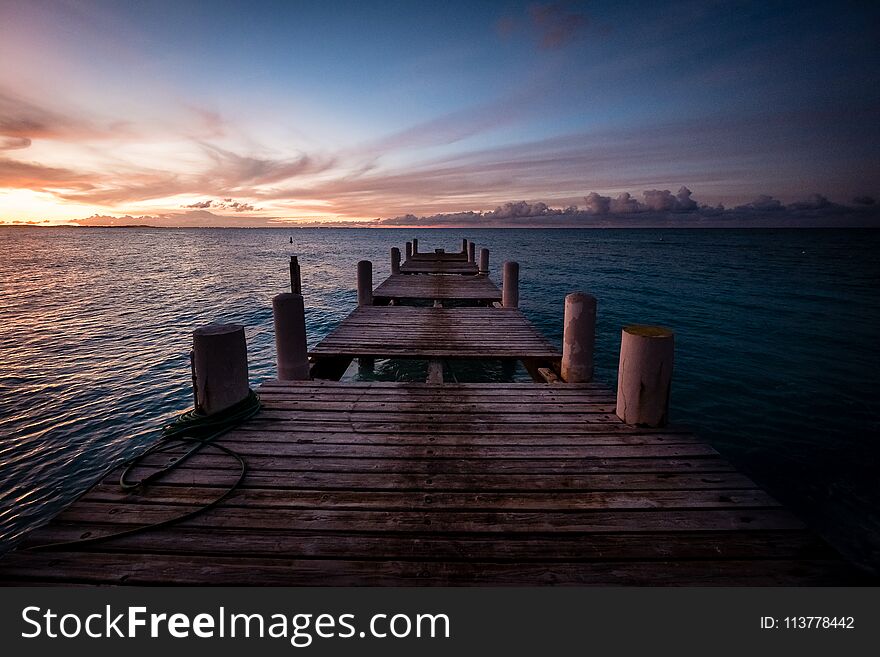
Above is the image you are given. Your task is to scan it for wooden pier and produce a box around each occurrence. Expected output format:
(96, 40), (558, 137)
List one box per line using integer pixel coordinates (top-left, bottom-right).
(0, 239), (860, 585)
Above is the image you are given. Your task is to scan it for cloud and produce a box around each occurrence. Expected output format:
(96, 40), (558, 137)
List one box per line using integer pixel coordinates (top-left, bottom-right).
(734, 195), (785, 212)
(0, 90), (126, 149)
(182, 198), (257, 212)
(0, 156), (96, 192)
(643, 186), (699, 212)
(853, 196), (875, 206)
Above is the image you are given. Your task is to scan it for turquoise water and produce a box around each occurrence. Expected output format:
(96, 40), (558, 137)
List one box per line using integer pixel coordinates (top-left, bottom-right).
(0, 227), (878, 572)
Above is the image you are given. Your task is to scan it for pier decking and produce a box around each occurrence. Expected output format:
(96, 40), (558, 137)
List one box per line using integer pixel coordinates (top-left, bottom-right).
(372, 274), (501, 303)
(0, 240), (858, 585)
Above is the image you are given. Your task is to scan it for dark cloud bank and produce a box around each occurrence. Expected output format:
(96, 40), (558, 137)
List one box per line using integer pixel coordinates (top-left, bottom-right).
(376, 188), (880, 228)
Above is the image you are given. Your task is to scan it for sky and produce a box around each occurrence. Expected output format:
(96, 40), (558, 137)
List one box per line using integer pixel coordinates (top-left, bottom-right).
(0, 0), (878, 227)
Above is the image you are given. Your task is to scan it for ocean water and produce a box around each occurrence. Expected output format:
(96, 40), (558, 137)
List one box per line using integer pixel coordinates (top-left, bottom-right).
(0, 227), (878, 572)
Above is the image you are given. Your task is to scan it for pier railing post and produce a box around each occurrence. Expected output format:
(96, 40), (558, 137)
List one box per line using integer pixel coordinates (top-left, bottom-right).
(405, 241), (412, 259)
(289, 256), (302, 294)
(412, 238), (419, 254)
(357, 260), (373, 306)
(560, 292), (597, 382)
(467, 241), (476, 264)
(461, 238), (468, 254)
(192, 324), (250, 415)
(616, 325), (674, 427)
(502, 261), (519, 308)
(479, 248), (489, 275)
(391, 247), (401, 274)
(273, 293), (310, 380)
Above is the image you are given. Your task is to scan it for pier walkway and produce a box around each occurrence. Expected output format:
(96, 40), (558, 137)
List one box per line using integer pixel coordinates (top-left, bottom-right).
(0, 239), (858, 585)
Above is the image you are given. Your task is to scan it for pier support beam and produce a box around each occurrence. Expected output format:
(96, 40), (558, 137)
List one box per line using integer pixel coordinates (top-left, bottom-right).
(405, 241), (412, 259)
(502, 261), (519, 308)
(273, 293), (310, 381)
(561, 292), (597, 383)
(192, 324), (250, 415)
(357, 260), (373, 306)
(412, 238), (419, 254)
(616, 325), (674, 427)
(289, 256), (301, 294)
(467, 241), (476, 264)
(391, 247), (401, 275)
(479, 248), (489, 275)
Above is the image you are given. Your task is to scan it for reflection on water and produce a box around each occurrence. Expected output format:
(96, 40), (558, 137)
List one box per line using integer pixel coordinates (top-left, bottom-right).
(0, 226), (878, 572)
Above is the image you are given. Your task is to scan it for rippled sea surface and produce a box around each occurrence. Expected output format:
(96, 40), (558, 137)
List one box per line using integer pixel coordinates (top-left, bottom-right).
(1, 226), (878, 571)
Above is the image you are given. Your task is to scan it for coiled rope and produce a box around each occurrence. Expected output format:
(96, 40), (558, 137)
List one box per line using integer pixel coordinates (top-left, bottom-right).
(26, 390), (260, 551)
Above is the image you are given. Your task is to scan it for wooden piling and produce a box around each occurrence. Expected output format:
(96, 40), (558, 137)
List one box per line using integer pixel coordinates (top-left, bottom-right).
(273, 293), (310, 381)
(191, 324), (249, 415)
(405, 241), (412, 259)
(560, 292), (597, 383)
(412, 238), (419, 254)
(461, 238), (468, 253)
(391, 247), (401, 275)
(357, 260), (373, 307)
(289, 256), (302, 294)
(616, 325), (674, 427)
(479, 248), (489, 274)
(467, 241), (476, 264)
(502, 261), (519, 308)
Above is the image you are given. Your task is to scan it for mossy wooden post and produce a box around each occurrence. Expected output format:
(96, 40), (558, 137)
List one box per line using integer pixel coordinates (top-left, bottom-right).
(561, 292), (596, 382)
(412, 238), (419, 254)
(391, 247), (401, 274)
(273, 293), (310, 380)
(479, 248), (489, 275)
(461, 238), (468, 254)
(467, 241), (476, 264)
(616, 325), (674, 427)
(357, 260), (373, 307)
(502, 261), (519, 308)
(405, 241), (412, 259)
(192, 324), (249, 415)
(289, 256), (301, 294)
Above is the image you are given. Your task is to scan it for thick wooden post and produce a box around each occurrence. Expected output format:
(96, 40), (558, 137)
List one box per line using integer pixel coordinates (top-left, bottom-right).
(273, 293), (309, 380)
(616, 325), (674, 427)
(412, 238), (419, 254)
(357, 260), (373, 306)
(502, 261), (519, 308)
(479, 248), (489, 274)
(405, 241), (412, 259)
(461, 238), (468, 253)
(560, 292), (597, 382)
(192, 324), (249, 415)
(467, 241), (476, 264)
(391, 247), (401, 274)
(289, 256), (301, 294)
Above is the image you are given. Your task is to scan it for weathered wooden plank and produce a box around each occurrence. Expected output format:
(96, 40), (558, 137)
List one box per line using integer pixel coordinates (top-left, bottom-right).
(78, 485), (780, 511)
(18, 527), (830, 563)
(120, 454), (739, 474)
(217, 428), (706, 445)
(52, 502), (806, 533)
(124, 440), (721, 459)
(0, 552), (853, 586)
(100, 470), (758, 491)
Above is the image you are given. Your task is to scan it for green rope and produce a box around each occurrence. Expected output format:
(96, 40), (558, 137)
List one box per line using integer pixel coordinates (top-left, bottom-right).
(26, 390), (261, 552)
